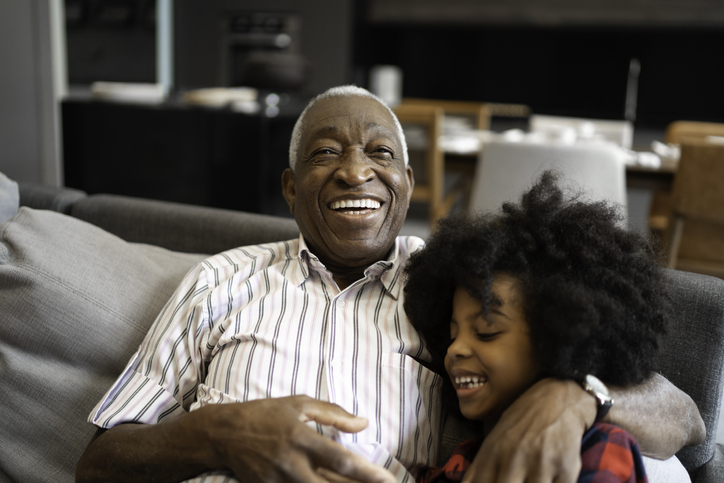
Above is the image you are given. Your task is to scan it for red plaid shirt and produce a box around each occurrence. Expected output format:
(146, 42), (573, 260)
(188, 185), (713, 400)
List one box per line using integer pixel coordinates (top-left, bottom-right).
(418, 422), (648, 483)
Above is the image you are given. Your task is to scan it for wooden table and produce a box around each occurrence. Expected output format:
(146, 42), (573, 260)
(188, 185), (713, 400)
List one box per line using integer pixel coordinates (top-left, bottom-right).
(624, 164), (676, 191)
(444, 152), (677, 192)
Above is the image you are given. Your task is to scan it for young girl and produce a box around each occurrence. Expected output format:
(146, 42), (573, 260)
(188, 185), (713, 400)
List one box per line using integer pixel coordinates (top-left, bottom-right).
(403, 171), (671, 483)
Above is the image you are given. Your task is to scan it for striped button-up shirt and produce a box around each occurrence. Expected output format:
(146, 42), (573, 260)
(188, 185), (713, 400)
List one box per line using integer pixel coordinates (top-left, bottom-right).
(89, 235), (442, 482)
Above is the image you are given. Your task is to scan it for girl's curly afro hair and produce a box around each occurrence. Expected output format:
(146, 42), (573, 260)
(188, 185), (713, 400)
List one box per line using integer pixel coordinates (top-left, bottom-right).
(403, 170), (669, 387)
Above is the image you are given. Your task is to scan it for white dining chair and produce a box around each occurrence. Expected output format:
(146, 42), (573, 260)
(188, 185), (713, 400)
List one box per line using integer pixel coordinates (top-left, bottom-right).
(468, 140), (628, 224)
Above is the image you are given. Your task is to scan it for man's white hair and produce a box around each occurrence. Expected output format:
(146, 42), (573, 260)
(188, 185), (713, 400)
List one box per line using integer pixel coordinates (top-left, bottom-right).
(288, 85), (408, 171)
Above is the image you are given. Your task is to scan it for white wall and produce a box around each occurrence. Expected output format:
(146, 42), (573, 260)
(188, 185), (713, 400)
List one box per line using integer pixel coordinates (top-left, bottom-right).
(0, 0), (66, 185)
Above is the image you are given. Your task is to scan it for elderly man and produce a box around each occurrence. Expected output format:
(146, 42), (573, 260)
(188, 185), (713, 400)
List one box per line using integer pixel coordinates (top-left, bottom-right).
(76, 86), (703, 483)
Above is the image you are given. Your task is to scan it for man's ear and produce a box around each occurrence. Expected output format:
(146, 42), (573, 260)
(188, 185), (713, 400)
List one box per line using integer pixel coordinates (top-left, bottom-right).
(281, 168), (296, 215)
(405, 165), (415, 205)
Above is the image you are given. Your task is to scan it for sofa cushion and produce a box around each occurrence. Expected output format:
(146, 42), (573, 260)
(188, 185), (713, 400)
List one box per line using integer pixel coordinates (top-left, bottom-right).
(0, 207), (205, 483)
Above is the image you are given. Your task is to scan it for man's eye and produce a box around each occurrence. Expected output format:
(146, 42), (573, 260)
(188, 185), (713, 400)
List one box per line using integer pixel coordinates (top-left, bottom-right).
(369, 146), (394, 158)
(314, 148), (335, 156)
(307, 148), (337, 163)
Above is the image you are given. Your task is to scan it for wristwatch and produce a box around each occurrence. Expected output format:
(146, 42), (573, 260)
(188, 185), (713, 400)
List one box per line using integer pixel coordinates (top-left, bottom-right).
(581, 374), (614, 422)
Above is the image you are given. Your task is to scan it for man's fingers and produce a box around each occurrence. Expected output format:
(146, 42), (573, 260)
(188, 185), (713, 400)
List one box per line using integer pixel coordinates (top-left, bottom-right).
(316, 467), (357, 483)
(303, 432), (395, 483)
(317, 467), (384, 483)
(297, 398), (370, 434)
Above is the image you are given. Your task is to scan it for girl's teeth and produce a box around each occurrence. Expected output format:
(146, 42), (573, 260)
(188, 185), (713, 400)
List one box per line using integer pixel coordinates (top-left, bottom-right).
(455, 376), (487, 388)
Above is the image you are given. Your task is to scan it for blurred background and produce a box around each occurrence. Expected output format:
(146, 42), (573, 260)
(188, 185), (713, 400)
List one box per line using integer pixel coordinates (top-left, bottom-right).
(1, 0), (723, 222)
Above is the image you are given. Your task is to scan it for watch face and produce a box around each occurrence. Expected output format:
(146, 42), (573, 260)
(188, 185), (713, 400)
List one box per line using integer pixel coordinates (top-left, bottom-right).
(585, 374), (610, 397)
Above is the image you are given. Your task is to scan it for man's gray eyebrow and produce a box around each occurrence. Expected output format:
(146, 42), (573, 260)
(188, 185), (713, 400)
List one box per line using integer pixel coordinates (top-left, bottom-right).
(366, 122), (398, 139)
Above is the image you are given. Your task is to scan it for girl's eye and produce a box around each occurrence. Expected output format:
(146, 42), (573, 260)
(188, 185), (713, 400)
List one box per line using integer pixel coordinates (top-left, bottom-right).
(476, 332), (501, 342)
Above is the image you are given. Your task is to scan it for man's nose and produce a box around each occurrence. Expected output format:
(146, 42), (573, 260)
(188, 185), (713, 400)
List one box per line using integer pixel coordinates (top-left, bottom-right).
(334, 148), (375, 186)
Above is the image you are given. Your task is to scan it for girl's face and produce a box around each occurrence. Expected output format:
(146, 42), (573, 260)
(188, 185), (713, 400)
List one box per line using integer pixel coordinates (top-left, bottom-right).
(445, 274), (541, 430)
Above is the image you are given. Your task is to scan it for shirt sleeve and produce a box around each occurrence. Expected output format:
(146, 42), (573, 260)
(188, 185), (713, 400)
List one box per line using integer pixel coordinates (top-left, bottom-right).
(416, 422), (648, 483)
(579, 422), (648, 483)
(88, 262), (212, 428)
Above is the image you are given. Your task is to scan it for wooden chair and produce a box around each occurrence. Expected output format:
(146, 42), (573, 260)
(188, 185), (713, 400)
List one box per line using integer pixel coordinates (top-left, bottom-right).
(648, 121), (724, 246)
(395, 99), (494, 228)
(666, 120), (724, 144)
(666, 141), (724, 278)
(398, 98), (491, 130)
(393, 99), (532, 227)
(392, 104), (446, 228)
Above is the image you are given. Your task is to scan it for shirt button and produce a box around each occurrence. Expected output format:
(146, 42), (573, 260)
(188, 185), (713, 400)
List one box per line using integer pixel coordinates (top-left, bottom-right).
(337, 300), (346, 308)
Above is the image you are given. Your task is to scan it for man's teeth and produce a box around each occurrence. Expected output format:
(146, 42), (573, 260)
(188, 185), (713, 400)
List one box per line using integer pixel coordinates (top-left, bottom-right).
(455, 376), (486, 389)
(330, 199), (381, 212)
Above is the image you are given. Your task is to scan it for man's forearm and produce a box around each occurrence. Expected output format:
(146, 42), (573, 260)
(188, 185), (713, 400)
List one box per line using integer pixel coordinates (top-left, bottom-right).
(605, 372), (706, 459)
(76, 410), (216, 483)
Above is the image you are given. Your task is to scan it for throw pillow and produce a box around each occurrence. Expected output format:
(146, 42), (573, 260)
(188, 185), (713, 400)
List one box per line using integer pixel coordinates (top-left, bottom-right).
(0, 208), (205, 483)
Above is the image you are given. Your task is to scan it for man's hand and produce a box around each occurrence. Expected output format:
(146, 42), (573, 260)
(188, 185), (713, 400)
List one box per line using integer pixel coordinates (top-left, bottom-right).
(204, 396), (395, 483)
(462, 378), (595, 483)
(77, 396), (395, 483)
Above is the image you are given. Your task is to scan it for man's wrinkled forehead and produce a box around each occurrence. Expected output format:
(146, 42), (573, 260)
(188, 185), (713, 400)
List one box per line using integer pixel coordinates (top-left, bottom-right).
(306, 121), (399, 143)
(303, 96), (400, 141)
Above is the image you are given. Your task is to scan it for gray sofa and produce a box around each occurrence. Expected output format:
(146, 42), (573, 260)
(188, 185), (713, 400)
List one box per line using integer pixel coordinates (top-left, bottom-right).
(1, 183), (723, 483)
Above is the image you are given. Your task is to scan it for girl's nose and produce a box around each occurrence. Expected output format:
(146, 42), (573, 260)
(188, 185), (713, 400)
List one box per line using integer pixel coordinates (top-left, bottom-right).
(447, 335), (472, 359)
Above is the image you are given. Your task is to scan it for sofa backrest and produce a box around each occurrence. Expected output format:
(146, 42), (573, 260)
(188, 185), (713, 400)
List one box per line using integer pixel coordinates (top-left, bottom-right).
(18, 182), (87, 214)
(70, 194), (300, 254)
(19, 182), (300, 255)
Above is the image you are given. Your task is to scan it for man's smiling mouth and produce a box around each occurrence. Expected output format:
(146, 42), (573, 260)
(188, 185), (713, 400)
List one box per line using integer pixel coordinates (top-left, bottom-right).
(329, 198), (381, 214)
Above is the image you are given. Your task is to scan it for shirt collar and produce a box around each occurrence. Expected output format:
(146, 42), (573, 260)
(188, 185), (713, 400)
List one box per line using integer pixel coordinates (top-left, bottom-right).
(289, 235), (425, 299)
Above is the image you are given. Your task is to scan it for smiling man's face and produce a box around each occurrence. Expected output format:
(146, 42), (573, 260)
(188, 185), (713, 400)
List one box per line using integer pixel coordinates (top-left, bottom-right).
(282, 95), (414, 277)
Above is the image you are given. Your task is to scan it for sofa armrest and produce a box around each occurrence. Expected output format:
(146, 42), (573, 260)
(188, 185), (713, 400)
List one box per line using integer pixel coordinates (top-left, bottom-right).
(659, 269), (724, 473)
(693, 443), (724, 483)
(70, 194), (299, 254)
